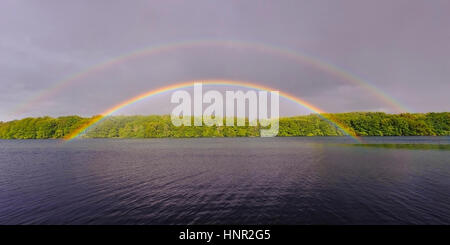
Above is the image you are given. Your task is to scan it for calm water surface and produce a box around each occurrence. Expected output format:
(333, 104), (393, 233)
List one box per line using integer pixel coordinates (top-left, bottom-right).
(0, 137), (449, 224)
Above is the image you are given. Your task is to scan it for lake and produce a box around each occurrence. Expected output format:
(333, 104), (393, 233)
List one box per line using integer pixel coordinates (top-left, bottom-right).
(0, 137), (449, 224)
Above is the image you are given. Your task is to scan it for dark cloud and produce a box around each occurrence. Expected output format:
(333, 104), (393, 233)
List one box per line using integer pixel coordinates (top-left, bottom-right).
(1, 0), (449, 121)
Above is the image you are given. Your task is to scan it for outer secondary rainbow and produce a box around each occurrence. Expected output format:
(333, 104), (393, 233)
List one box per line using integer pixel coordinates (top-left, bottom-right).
(64, 79), (361, 142)
(11, 39), (409, 117)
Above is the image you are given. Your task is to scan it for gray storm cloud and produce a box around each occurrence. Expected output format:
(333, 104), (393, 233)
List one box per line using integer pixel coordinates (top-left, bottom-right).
(1, 0), (449, 121)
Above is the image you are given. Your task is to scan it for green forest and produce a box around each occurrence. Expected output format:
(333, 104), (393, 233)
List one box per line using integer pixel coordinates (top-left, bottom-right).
(0, 112), (449, 139)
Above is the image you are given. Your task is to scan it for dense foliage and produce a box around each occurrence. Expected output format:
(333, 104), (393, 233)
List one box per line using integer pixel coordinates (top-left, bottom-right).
(0, 112), (448, 139)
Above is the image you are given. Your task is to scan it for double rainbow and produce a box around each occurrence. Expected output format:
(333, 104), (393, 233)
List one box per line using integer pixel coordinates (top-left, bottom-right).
(12, 39), (409, 116)
(65, 79), (360, 142)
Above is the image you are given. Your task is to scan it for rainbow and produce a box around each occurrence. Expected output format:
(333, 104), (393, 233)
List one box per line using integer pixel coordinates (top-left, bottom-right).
(11, 39), (409, 117)
(65, 79), (361, 142)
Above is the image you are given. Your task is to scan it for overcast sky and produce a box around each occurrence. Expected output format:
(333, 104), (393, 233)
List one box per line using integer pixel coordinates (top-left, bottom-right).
(1, 0), (449, 121)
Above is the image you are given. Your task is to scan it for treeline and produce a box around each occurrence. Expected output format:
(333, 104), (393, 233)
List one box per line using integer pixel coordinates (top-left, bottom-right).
(0, 112), (448, 139)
